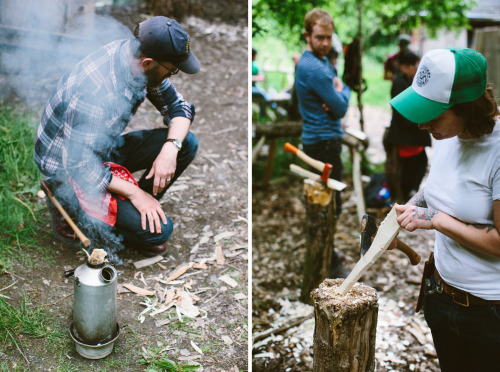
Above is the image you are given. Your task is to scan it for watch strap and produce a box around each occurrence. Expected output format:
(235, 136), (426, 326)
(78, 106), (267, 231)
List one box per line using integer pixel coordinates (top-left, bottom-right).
(166, 138), (181, 150)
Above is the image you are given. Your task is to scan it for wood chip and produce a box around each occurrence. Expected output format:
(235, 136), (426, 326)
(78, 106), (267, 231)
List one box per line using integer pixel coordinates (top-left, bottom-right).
(166, 263), (194, 282)
(191, 340), (203, 354)
(133, 255), (164, 269)
(215, 246), (226, 265)
(234, 292), (247, 300)
(122, 283), (155, 296)
(221, 335), (233, 345)
(155, 317), (178, 327)
(219, 274), (238, 288)
(225, 250), (243, 258)
(89, 248), (107, 265)
(169, 184), (189, 192)
(214, 231), (236, 242)
(117, 283), (132, 294)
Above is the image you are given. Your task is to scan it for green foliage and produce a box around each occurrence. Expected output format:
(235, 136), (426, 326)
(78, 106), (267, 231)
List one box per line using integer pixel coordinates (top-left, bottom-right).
(141, 353), (200, 372)
(0, 104), (43, 271)
(253, 0), (476, 48)
(252, 0), (329, 41)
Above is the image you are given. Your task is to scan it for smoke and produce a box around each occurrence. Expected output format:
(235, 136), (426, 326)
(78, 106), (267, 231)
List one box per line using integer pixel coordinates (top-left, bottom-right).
(0, 0), (133, 104)
(0, 1), (144, 264)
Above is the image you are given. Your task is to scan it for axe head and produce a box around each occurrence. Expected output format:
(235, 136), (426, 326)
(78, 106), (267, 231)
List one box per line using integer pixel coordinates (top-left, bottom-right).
(320, 163), (333, 183)
(360, 214), (378, 256)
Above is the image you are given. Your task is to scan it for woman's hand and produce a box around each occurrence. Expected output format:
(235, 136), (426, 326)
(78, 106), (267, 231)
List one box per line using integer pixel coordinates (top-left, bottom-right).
(394, 204), (439, 232)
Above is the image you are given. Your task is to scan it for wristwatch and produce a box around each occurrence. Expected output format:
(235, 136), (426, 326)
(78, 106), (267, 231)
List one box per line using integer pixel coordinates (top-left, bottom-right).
(166, 138), (182, 151)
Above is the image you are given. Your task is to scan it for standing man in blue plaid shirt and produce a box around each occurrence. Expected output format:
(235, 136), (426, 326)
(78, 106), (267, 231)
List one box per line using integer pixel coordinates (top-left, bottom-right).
(35, 16), (200, 258)
(295, 9), (351, 278)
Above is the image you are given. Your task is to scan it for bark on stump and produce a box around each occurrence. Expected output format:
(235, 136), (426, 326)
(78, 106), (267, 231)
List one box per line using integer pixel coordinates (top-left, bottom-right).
(300, 180), (336, 303)
(311, 279), (379, 372)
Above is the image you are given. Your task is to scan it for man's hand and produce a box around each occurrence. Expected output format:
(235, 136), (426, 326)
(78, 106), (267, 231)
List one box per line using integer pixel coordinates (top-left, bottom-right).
(145, 142), (178, 195)
(395, 204), (439, 232)
(128, 188), (168, 233)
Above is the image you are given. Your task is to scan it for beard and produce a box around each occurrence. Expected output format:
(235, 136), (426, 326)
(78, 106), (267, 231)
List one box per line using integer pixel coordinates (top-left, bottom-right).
(145, 67), (167, 88)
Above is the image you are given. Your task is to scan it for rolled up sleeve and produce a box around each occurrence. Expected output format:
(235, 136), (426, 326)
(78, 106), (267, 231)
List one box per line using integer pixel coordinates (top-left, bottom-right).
(146, 79), (195, 126)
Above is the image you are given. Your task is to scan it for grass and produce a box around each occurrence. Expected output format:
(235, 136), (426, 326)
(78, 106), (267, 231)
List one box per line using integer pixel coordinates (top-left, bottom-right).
(140, 346), (201, 372)
(0, 294), (65, 366)
(0, 103), (49, 272)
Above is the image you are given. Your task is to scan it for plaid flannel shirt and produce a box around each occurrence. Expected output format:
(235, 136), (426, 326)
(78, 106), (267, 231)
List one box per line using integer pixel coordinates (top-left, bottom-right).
(34, 39), (194, 192)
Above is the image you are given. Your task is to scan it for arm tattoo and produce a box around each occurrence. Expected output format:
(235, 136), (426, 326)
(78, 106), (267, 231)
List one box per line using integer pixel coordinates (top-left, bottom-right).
(465, 223), (495, 233)
(407, 190), (427, 208)
(412, 207), (438, 221)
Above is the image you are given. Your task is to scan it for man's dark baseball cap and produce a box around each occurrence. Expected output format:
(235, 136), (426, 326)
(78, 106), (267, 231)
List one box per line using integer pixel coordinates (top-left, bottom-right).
(137, 16), (200, 74)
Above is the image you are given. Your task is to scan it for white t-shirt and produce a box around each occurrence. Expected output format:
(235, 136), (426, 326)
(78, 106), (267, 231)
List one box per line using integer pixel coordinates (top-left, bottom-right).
(425, 120), (500, 300)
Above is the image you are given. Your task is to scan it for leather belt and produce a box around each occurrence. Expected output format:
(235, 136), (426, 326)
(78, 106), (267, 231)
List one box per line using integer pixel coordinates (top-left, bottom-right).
(434, 269), (500, 307)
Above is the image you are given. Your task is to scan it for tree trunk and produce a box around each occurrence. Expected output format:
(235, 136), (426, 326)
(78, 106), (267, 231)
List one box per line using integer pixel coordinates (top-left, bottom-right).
(311, 279), (378, 372)
(300, 180), (336, 303)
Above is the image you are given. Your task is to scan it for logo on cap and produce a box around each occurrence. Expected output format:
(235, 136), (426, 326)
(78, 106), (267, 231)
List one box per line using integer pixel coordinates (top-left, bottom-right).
(416, 65), (431, 87)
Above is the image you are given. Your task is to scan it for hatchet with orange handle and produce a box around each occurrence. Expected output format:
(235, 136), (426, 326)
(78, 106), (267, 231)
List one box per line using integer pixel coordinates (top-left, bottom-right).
(284, 142), (333, 183)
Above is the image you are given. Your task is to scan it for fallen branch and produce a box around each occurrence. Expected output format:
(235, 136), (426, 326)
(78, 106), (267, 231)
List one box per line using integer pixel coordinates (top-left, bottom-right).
(253, 313), (314, 344)
(0, 279), (17, 292)
(2, 271), (25, 281)
(6, 326), (30, 366)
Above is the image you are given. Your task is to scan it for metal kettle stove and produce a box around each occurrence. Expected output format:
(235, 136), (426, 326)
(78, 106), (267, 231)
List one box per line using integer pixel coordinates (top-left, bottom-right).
(69, 257), (120, 359)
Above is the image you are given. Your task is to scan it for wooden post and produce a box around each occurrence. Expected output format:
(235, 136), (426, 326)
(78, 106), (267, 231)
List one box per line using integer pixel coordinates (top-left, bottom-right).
(300, 180), (336, 303)
(311, 279), (378, 372)
(261, 138), (276, 187)
(357, 0), (365, 132)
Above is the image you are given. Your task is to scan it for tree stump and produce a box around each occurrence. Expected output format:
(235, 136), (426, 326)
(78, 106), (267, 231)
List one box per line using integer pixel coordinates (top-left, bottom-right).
(300, 180), (336, 303)
(311, 279), (379, 372)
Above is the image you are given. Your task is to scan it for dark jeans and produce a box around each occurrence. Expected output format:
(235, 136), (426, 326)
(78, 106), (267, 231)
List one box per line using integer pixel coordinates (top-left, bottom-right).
(302, 139), (343, 216)
(424, 275), (500, 372)
(302, 139), (343, 271)
(52, 128), (198, 250)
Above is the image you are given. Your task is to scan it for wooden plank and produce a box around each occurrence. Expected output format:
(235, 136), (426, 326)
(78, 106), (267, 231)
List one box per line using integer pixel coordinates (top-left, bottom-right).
(338, 207), (400, 295)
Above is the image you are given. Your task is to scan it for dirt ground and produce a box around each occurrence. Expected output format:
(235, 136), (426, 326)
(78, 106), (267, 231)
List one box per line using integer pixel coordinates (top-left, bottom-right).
(252, 106), (441, 371)
(0, 11), (248, 372)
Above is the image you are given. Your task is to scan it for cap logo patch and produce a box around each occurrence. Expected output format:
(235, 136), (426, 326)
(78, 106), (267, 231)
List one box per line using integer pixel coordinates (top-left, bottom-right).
(416, 65), (431, 87)
(186, 37), (190, 53)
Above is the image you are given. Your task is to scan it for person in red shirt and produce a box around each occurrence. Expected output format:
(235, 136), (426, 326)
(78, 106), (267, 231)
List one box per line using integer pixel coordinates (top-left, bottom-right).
(383, 34), (411, 81)
(384, 50), (431, 202)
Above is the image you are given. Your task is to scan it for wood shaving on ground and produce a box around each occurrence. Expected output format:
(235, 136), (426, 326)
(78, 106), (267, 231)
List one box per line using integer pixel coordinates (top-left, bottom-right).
(219, 274), (238, 288)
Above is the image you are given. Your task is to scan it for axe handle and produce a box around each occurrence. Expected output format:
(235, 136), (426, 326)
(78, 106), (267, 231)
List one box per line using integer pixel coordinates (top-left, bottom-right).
(284, 143), (325, 173)
(396, 238), (421, 265)
(289, 164), (347, 191)
(40, 180), (91, 248)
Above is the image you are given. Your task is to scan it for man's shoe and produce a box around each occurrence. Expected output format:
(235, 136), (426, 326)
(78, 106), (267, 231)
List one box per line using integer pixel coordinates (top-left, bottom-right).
(126, 242), (168, 257)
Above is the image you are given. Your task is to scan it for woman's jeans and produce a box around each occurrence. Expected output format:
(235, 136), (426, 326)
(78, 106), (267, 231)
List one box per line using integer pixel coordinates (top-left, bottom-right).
(424, 275), (500, 372)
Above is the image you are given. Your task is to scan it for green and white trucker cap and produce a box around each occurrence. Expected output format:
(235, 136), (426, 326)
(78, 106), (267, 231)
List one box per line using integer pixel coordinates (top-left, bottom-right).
(390, 48), (487, 124)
